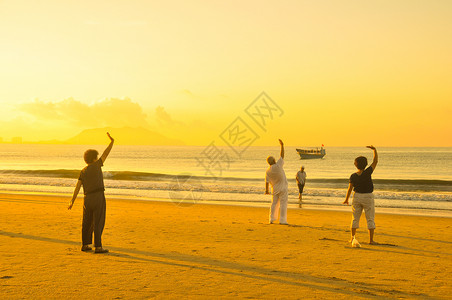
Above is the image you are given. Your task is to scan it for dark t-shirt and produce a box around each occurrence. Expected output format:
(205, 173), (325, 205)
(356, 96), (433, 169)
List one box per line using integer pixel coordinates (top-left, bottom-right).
(349, 166), (374, 193)
(79, 159), (105, 195)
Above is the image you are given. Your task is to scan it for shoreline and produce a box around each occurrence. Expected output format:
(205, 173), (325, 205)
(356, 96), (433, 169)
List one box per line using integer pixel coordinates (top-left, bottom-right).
(1, 191), (450, 218)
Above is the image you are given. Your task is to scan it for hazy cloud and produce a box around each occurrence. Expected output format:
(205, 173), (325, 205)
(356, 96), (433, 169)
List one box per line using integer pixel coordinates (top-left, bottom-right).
(178, 89), (230, 102)
(180, 89), (193, 97)
(20, 98), (149, 128)
(83, 20), (148, 27)
(155, 106), (184, 127)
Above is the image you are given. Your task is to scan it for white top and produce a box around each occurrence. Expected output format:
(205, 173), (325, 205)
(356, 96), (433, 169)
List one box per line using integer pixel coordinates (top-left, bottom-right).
(266, 157), (288, 194)
(296, 170), (307, 185)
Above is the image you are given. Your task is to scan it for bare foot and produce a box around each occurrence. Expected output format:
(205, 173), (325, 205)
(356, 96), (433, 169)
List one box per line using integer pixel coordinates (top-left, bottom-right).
(369, 241), (380, 245)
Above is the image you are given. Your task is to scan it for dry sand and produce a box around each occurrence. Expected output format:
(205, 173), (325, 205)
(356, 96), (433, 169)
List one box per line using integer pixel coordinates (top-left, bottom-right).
(0, 192), (451, 299)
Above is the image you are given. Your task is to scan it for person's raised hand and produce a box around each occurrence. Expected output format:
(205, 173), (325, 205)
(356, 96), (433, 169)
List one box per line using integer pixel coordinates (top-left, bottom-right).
(107, 132), (114, 142)
(278, 139), (284, 146)
(366, 145), (376, 150)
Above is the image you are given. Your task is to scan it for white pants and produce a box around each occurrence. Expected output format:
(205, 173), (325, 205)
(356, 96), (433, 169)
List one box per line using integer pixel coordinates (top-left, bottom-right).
(269, 189), (288, 224)
(351, 192), (376, 229)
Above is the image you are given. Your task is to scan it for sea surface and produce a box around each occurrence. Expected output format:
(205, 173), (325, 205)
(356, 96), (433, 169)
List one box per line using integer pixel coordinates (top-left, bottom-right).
(0, 144), (451, 215)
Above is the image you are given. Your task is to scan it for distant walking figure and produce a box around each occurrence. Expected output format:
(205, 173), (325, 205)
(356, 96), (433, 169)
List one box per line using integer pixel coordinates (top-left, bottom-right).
(265, 139), (289, 225)
(343, 146), (378, 245)
(68, 132), (115, 253)
(296, 166), (306, 208)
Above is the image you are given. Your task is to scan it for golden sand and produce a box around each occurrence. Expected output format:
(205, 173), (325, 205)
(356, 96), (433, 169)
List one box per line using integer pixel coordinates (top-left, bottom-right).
(0, 193), (451, 299)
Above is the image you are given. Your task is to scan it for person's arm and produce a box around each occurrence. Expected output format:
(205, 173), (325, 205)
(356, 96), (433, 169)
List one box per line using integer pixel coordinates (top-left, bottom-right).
(279, 139), (284, 159)
(367, 145), (378, 170)
(265, 181), (270, 194)
(343, 182), (353, 205)
(100, 132), (115, 163)
(295, 175), (300, 184)
(68, 180), (82, 210)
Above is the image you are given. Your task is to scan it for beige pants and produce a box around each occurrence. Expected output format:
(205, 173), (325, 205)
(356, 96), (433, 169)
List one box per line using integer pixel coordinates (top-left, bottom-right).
(269, 189), (288, 224)
(351, 192), (375, 229)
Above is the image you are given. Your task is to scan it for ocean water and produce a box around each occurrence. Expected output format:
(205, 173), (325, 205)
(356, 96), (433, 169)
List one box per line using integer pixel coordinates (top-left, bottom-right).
(0, 144), (451, 214)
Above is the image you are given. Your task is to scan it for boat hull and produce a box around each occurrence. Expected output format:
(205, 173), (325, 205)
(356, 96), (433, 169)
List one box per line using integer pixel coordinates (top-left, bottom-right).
(297, 153), (326, 159)
(296, 148), (326, 160)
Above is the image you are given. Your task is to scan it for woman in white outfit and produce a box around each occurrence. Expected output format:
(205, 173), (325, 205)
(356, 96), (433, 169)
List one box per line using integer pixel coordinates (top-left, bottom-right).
(265, 139), (289, 225)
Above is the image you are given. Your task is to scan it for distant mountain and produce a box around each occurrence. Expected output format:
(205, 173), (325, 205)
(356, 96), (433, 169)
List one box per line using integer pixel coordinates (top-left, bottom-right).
(64, 127), (184, 145)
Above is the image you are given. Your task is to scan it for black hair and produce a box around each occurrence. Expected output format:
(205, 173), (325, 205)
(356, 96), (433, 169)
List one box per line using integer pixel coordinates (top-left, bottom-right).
(354, 156), (368, 170)
(84, 149), (99, 164)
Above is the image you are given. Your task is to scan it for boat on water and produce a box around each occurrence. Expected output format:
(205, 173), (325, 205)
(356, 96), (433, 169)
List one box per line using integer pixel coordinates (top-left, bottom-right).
(296, 145), (326, 159)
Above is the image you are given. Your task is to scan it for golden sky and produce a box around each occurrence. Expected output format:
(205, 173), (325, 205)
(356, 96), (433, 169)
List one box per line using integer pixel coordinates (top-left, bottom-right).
(0, 0), (451, 146)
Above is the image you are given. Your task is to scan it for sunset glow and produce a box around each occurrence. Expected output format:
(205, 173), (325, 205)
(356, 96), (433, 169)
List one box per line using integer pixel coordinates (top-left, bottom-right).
(0, 0), (451, 146)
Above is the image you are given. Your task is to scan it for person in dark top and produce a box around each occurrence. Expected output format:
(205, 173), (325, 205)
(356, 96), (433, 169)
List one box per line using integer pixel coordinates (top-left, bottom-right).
(296, 166), (306, 208)
(343, 146), (378, 245)
(68, 132), (114, 253)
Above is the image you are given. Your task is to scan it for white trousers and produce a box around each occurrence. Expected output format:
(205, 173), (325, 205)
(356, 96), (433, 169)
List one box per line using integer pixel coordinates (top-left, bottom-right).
(351, 192), (376, 229)
(269, 189), (288, 224)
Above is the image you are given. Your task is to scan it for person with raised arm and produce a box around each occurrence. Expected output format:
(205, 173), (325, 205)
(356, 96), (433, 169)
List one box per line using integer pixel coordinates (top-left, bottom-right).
(343, 145), (379, 245)
(68, 132), (114, 253)
(265, 139), (289, 225)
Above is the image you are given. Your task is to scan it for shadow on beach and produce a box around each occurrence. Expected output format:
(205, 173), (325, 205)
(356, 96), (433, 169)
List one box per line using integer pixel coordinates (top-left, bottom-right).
(0, 229), (439, 299)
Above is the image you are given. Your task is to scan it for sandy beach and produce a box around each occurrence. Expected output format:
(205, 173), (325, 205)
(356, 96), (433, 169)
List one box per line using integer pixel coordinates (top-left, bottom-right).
(0, 192), (451, 299)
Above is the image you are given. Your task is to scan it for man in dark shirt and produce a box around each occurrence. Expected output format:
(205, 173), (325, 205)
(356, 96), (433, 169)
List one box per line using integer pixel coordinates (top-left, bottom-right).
(296, 166), (306, 208)
(343, 146), (378, 245)
(68, 132), (114, 253)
